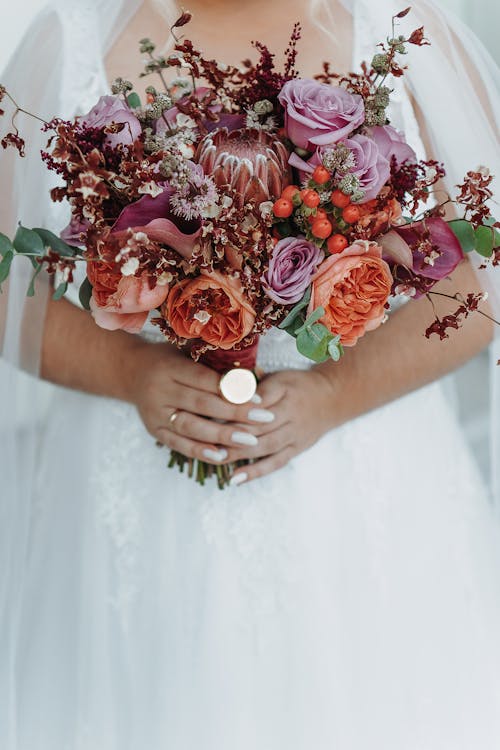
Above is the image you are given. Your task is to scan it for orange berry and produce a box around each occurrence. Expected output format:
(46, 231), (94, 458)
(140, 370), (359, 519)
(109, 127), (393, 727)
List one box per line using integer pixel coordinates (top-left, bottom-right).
(273, 198), (294, 218)
(312, 165), (331, 184)
(331, 190), (351, 209)
(281, 184), (300, 201)
(342, 204), (361, 223)
(301, 189), (321, 208)
(308, 208), (328, 224)
(311, 219), (333, 239)
(327, 234), (349, 254)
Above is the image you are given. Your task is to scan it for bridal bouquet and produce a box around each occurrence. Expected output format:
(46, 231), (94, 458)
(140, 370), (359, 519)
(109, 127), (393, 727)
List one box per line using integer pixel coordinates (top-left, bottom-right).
(1, 8), (498, 486)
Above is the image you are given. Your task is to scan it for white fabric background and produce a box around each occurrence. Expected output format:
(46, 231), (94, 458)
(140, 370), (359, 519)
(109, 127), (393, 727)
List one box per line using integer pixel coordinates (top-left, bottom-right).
(1, 0), (499, 73)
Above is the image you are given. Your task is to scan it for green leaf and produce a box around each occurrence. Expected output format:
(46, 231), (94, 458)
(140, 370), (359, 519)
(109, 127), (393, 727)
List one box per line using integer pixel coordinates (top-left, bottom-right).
(278, 288), (311, 330)
(0, 250), (14, 289)
(296, 322), (333, 363)
(474, 225), (494, 258)
(13, 225), (45, 256)
(127, 92), (141, 109)
(448, 219), (475, 253)
(0, 232), (14, 258)
(52, 281), (68, 300)
(295, 306), (325, 335)
(78, 276), (93, 310)
(328, 336), (343, 362)
(33, 227), (79, 257)
(27, 263), (43, 297)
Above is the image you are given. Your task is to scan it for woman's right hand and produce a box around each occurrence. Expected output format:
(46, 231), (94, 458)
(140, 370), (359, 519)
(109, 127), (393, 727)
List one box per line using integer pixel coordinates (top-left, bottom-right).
(126, 341), (275, 464)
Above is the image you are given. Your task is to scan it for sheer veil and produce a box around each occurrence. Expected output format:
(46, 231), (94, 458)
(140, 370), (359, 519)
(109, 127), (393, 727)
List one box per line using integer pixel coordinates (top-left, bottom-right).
(0, 0), (499, 687)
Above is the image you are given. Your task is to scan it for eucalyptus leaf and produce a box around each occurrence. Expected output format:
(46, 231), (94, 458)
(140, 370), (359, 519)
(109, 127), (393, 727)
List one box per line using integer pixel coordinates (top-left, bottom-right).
(278, 288), (311, 330)
(13, 225), (45, 256)
(295, 306), (325, 335)
(78, 277), (93, 310)
(27, 264), (43, 297)
(33, 227), (80, 257)
(52, 281), (68, 301)
(0, 250), (14, 288)
(0, 232), (14, 258)
(127, 92), (142, 109)
(448, 219), (475, 253)
(474, 225), (494, 258)
(296, 322), (332, 363)
(328, 338), (343, 362)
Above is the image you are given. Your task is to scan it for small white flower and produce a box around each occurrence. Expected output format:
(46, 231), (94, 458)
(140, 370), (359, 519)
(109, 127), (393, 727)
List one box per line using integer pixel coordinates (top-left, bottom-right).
(157, 271), (174, 286)
(221, 195), (233, 209)
(395, 284), (416, 297)
(176, 113), (197, 129)
(138, 181), (164, 198)
(178, 142), (196, 159)
(132, 231), (148, 243)
(259, 200), (274, 218)
(121, 257), (140, 276)
(201, 203), (221, 219)
(194, 310), (211, 325)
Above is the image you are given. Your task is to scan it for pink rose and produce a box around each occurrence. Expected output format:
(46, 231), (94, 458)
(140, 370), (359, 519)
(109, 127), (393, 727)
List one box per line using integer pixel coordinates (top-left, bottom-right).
(278, 79), (364, 150)
(82, 95), (142, 147)
(87, 261), (168, 333)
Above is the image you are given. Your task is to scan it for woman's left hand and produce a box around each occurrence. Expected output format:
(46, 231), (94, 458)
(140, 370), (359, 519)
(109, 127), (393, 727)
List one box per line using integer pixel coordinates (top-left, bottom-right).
(227, 367), (338, 485)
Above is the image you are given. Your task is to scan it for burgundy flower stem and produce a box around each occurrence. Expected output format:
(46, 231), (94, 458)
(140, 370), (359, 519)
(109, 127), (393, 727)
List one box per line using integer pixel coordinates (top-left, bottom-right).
(1, 88), (48, 127)
(427, 290), (500, 327)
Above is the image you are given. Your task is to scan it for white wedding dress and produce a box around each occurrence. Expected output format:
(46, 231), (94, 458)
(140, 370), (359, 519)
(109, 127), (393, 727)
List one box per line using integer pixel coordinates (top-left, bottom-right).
(2, 2), (500, 749)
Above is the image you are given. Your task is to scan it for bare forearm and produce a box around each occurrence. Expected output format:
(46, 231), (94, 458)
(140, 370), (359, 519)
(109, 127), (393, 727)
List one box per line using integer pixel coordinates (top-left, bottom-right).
(316, 258), (494, 426)
(41, 297), (146, 401)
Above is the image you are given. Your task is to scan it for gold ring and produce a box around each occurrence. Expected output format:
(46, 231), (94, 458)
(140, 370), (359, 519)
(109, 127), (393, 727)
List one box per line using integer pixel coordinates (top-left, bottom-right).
(169, 410), (179, 425)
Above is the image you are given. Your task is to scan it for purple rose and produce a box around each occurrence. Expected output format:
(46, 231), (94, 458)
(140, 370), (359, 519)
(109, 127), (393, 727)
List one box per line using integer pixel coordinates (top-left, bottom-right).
(366, 125), (417, 167)
(263, 236), (324, 305)
(278, 79), (365, 150)
(82, 95), (142, 147)
(289, 134), (390, 203)
(342, 134), (390, 202)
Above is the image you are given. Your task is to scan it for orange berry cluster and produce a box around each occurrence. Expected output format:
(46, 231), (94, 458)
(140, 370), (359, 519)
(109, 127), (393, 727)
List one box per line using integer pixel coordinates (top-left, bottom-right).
(272, 165), (361, 255)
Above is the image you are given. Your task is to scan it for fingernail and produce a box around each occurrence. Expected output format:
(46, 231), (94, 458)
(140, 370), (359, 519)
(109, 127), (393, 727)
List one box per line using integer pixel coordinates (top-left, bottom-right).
(203, 448), (228, 462)
(231, 431), (258, 447)
(250, 393), (262, 404)
(247, 408), (275, 424)
(230, 472), (248, 487)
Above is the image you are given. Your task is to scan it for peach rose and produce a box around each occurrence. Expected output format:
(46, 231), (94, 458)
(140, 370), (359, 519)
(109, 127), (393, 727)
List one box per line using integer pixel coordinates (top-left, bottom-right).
(309, 240), (392, 346)
(87, 261), (169, 333)
(163, 271), (255, 349)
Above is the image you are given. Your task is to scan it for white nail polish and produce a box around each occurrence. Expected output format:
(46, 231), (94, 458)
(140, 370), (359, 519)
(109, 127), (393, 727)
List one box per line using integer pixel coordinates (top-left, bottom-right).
(230, 472), (248, 487)
(250, 393), (262, 404)
(203, 448), (228, 462)
(231, 431), (258, 447)
(248, 408), (275, 424)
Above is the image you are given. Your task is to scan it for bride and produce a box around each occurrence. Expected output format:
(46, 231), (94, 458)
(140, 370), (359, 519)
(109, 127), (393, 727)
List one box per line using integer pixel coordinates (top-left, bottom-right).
(1, 0), (500, 748)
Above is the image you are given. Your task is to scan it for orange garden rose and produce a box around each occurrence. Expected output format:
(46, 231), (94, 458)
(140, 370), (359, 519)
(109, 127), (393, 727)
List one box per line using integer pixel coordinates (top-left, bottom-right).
(87, 261), (169, 333)
(163, 271), (256, 349)
(309, 240), (392, 346)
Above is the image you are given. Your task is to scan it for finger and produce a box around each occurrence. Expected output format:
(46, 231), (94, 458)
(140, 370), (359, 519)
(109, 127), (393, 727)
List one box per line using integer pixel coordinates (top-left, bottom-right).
(226, 422), (293, 460)
(172, 358), (224, 396)
(255, 375), (288, 409)
(156, 427), (228, 464)
(229, 446), (295, 485)
(173, 386), (279, 426)
(164, 409), (261, 451)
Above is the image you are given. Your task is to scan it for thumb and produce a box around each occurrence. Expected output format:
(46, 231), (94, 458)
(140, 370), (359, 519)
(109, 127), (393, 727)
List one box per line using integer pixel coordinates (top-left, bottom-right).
(256, 372), (288, 408)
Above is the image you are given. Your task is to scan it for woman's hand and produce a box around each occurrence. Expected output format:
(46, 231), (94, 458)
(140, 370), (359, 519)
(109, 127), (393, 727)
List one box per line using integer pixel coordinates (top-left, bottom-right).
(226, 367), (338, 485)
(127, 341), (278, 464)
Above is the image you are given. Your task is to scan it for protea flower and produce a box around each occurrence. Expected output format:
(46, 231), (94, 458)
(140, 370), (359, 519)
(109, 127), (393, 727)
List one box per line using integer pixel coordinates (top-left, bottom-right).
(195, 127), (291, 207)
